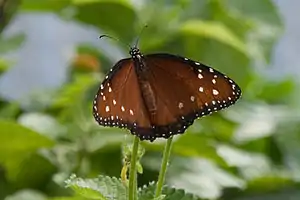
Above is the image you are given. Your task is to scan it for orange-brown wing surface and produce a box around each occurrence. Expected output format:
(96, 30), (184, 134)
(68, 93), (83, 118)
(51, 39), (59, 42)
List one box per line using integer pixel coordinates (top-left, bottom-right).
(93, 59), (157, 140)
(142, 54), (241, 138)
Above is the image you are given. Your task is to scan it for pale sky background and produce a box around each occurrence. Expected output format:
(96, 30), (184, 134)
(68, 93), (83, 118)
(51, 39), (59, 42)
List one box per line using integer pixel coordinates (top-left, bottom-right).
(0, 0), (299, 101)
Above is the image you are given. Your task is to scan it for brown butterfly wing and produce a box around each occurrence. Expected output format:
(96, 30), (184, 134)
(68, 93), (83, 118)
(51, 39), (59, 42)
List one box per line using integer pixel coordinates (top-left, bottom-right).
(141, 54), (241, 138)
(93, 59), (158, 140)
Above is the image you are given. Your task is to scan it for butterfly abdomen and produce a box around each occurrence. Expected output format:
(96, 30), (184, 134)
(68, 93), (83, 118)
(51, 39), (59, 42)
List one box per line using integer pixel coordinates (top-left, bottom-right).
(131, 49), (158, 121)
(139, 80), (157, 118)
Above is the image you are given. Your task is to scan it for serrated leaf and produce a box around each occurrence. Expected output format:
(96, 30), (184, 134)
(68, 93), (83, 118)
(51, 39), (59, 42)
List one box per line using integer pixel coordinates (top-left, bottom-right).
(153, 196), (166, 200)
(138, 182), (156, 200)
(163, 188), (200, 200)
(66, 175), (127, 200)
(138, 182), (201, 200)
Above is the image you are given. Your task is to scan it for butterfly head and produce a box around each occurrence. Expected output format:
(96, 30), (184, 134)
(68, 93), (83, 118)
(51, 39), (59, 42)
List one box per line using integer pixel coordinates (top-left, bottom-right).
(129, 47), (142, 59)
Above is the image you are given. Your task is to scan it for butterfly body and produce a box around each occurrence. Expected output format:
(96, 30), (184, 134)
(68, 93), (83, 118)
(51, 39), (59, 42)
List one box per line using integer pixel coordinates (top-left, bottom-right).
(93, 46), (241, 142)
(130, 47), (159, 121)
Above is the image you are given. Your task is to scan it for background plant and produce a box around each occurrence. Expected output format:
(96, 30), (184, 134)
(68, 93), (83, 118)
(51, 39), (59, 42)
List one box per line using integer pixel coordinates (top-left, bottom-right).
(1, 0), (299, 200)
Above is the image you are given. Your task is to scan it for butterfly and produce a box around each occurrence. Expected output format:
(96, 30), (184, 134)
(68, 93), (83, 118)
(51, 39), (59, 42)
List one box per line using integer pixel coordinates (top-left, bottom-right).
(93, 38), (241, 142)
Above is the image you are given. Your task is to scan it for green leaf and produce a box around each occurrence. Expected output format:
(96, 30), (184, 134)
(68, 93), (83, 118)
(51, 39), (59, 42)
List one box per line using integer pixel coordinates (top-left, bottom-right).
(0, 120), (54, 161)
(222, 0), (282, 26)
(247, 176), (295, 193)
(65, 175), (127, 200)
(0, 59), (10, 74)
(50, 197), (88, 200)
(0, 0), (21, 33)
(220, 0), (283, 63)
(52, 74), (97, 109)
(0, 120), (56, 186)
(18, 112), (66, 140)
(5, 190), (47, 200)
(180, 20), (248, 56)
(86, 128), (126, 153)
(0, 33), (25, 53)
(4, 153), (57, 188)
(143, 133), (226, 166)
(138, 182), (158, 200)
(138, 182), (201, 200)
(0, 103), (21, 120)
(163, 187), (200, 200)
(71, 0), (137, 42)
(20, 0), (71, 12)
(223, 188), (300, 200)
(136, 161), (143, 174)
(256, 78), (295, 104)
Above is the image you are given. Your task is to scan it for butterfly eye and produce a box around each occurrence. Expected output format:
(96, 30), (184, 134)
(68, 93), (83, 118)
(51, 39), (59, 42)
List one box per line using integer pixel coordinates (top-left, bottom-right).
(93, 47), (241, 142)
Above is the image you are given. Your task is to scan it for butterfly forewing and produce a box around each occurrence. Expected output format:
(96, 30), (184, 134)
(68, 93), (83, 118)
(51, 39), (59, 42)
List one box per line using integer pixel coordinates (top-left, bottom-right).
(93, 59), (151, 133)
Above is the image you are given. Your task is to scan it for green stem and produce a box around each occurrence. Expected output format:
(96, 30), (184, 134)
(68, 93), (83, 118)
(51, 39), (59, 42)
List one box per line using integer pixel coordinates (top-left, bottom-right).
(155, 136), (173, 198)
(128, 136), (140, 200)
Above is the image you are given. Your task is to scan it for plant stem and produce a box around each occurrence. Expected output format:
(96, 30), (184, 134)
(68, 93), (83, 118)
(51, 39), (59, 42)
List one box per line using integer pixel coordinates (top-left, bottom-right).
(128, 136), (140, 200)
(155, 136), (173, 198)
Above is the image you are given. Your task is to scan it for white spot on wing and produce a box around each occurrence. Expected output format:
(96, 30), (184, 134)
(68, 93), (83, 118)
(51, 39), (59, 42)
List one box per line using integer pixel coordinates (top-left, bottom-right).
(130, 109), (134, 115)
(213, 89), (219, 95)
(190, 96), (195, 102)
(212, 79), (216, 84)
(121, 106), (125, 112)
(198, 74), (203, 79)
(178, 102), (184, 109)
(105, 106), (110, 112)
(199, 87), (204, 92)
(113, 99), (116, 105)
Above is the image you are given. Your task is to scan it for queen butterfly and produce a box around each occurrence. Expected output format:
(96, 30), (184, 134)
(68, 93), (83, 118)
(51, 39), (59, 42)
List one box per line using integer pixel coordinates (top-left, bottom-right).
(93, 40), (241, 142)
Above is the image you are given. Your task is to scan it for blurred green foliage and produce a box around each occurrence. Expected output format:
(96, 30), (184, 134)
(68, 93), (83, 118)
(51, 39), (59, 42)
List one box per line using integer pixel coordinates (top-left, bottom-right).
(1, 0), (300, 199)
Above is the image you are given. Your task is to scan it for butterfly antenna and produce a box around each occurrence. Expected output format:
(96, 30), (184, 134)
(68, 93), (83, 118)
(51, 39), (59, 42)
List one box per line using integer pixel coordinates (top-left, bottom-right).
(134, 24), (148, 48)
(99, 34), (131, 49)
